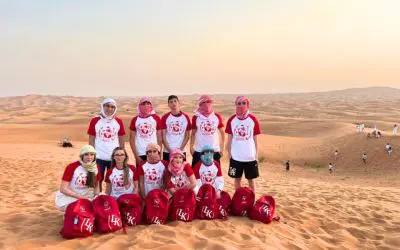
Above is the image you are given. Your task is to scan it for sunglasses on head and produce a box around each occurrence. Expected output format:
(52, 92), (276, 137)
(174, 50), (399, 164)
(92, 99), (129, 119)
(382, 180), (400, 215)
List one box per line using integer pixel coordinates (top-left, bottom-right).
(236, 101), (247, 106)
(202, 150), (214, 154)
(147, 150), (158, 154)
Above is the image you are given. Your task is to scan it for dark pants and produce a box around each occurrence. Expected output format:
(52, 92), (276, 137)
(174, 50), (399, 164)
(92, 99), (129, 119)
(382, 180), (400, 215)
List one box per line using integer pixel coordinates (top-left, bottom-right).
(96, 159), (112, 191)
(191, 151), (221, 168)
(163, 152), (187, 162)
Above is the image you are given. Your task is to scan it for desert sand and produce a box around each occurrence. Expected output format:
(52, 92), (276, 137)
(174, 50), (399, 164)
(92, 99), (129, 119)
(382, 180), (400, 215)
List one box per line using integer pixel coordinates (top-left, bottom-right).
(0, 87), (399, 250)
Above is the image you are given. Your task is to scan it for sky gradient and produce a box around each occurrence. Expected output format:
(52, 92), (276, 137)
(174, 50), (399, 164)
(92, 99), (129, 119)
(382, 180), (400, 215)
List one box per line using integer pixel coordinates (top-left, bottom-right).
(1, 0), (399, 97)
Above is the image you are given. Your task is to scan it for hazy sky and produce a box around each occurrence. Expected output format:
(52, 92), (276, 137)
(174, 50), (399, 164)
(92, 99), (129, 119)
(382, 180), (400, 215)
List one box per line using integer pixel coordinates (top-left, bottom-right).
(1, 0), (399, 97)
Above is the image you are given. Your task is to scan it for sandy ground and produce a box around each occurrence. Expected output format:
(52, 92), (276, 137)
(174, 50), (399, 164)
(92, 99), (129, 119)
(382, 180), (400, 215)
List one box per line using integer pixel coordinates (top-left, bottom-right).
(0, 91), (399, 250)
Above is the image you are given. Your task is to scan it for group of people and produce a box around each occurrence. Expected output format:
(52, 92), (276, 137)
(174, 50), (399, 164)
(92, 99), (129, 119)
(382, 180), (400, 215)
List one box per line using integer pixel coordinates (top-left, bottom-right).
(55, 94), (261, 211)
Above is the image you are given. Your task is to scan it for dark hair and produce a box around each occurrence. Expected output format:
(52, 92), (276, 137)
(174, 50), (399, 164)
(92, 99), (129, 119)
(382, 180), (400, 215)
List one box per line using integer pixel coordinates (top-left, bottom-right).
(168, 95), (179, 102)
(111, 147), (130, 186)
(80, 155), (97, 188)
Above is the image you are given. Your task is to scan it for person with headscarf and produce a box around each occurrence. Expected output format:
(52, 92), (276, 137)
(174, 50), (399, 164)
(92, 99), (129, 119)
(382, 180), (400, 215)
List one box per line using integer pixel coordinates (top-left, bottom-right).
(193, 145), (224, 198)
(129, 97), (162, 166)
(87, 98), (126, 192)
(190, 95), (225, 167)
(137, 143), (168, 198)
(105, 147), (139, 199)
(161, 95), (191, 162)
(164, 149), (196, 195)
(225, 96), (261, 192)
(55, 145), (101, 211)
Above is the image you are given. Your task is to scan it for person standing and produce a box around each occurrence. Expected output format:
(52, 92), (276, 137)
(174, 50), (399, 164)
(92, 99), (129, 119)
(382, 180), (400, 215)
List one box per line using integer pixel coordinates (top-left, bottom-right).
(226, 96), (261, 192)
(129, 97), (162, 166)
(190, 95), (225, 167)
(161, 95), (191, 162)
(87, 98), (125, 191)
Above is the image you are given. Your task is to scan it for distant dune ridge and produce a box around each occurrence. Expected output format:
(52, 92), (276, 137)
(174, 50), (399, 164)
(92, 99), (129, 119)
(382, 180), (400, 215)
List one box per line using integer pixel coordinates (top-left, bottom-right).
(0, 87), (399, 249)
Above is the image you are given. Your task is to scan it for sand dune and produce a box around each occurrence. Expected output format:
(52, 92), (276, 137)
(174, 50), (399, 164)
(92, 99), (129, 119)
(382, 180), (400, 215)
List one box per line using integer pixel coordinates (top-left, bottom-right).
(0, 90), (399, 249)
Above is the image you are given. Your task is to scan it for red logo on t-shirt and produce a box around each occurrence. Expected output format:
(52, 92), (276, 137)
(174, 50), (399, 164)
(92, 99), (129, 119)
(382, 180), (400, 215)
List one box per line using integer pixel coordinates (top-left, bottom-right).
(145, 168), (160, 184)
(112, 173), (128, 188)
(173, 175), (188, 188)
(168, 120), (184, 135)
(75, 173), (87, 187)
(233, 124), (251, 140)
(138, 122), (155, 138)
(201, 170), (214, 184)
(200, 120), (216, 135)
(99, 125), (117, 142)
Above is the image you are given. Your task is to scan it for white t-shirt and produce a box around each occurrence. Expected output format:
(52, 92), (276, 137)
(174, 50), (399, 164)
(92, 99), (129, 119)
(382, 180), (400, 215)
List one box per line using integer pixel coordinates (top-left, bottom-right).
(87, 116), (125, 161)
(161, 112), (191, 153)
(193, 161), (224, 193)
(130, 114), (162, 156)
(166, 163), (194, 190)
(105, 165), (138, 199)
(192, 112), (224, 152)
(61, 161), (102, 195)
(225, 114), (261, 162)
(137, 160), (168, 196)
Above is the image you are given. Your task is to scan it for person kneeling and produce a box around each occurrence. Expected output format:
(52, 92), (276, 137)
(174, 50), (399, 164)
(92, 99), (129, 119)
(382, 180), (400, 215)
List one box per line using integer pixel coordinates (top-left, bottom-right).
(55, 145), (101, 211)
(105, 147), (139, 199)
(193, 145), (224, 198)
(165, 149), (196, 195)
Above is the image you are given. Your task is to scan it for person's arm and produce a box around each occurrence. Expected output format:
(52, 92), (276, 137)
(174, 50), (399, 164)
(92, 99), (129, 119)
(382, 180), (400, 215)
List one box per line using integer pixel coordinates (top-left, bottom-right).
(139, 175), (145, 198)
(89, 135), (95, 147)
(130, 131), (142, 164)
(254, 134), (259, 160)
(94, 182), (100, 196)
(187, 174), (197, 190)
(218, 128), (225, 157)
(133, 181), (139, 195)
(157, 130), (163, 152)
(162, 129), (171, 153)
(105, 183), (111, 195)
(190, 129), (196, 155)
(118, 136), (125, 149)
(180, 130), (190, 151)
(60, 181), (90, 199)
(226, 134), (233, 159)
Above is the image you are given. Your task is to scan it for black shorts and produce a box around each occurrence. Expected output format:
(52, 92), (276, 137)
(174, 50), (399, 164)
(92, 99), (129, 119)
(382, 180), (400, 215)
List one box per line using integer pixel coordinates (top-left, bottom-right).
(228, 158), (259, 179)
(163, 152), (187, 162)
(191, 151), (221, 168)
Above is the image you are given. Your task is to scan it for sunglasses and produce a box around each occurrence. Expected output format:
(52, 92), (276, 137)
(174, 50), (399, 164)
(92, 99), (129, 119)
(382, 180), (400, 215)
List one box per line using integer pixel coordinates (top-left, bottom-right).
(236, 102), (247, 106)
(147, 150), (158, 154)
(202, 150), (214, 154)
(104, 104), (116, 108)
(114, 154), (125, 157)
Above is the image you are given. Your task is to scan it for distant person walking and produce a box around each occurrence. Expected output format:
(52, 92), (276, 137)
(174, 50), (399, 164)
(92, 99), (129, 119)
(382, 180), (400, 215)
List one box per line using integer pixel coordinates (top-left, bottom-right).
(386, 143), (393, 155)
(285, 160), (290, 171)
(361, 153), (367, 164)
(333, 150), (338, 161)
(328, 163), (334, 174)
(393, 124), (398, 135)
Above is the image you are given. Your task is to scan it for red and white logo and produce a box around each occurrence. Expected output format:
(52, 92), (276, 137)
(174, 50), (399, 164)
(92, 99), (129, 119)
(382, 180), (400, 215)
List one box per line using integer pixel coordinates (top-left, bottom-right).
(81, 218), (93, 233)
(233, 124), (251, 140)
(99, 125), (117, 142)
(172, 175), (188, 188)
(104, 201), (111, 211)
(75, 173), (87, 187)
(168, 120), (184, 135)
(259, 204), (270, 216)
(176, 208), (189, 221)
(145, 168), (160, 184)
(201, 170), (215, 184)
(201, 206), (214, 218)
(138, 122), (155, 138)
(200, 120), (216, 135)
(112, 173), (130, 188)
